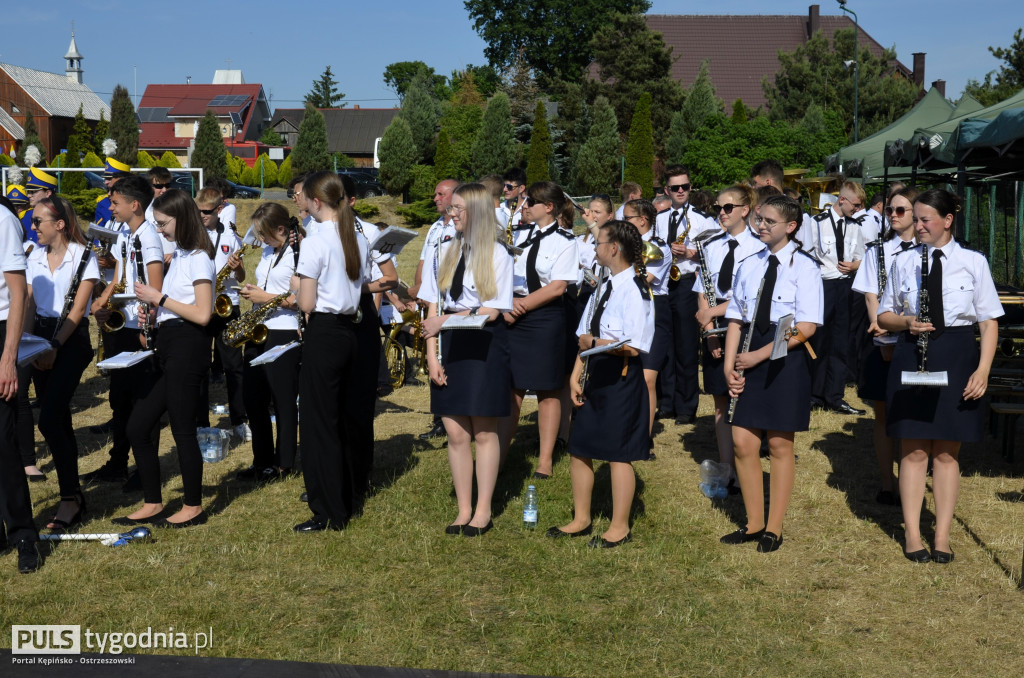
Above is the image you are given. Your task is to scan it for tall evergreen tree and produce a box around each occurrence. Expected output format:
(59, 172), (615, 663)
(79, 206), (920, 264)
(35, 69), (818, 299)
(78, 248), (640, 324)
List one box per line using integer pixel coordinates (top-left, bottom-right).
(305, 66), (345, 108)
(572, 96), (619, 195)
(624, 92), (654, 198)
(501, 49), (540, 145)
(436, 76), (485, 181)
(71, 105), (95, 155)
(108, 85), (138, 165)
(401, 73), (441, 162)
(22, 111), (45, 160)
(525, 100), (551, 185)
(290, 103), (330, 175)
(434, 128), (456, 180)
(191, 110), (228, 180)
(93, 110), (108, 150)
(665, 60), (722, 162)
(378, 116), (417, 198)
(61, 104), (92, 192)
(470, 92), (516, 177)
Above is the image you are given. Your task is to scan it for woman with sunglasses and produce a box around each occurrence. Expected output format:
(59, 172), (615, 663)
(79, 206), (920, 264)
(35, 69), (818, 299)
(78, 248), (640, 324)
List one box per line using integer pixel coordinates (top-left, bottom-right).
(24, 197), (99, 531)
(695, 185), (766, 482)
(550, 220), (654, 548)
(878, 189), (1002, 564)
(116, 188), (216, 528)
(623, 198), (671, 449)
(500, 181), (579, 479)
(850, 186), (918, 506)
(421, 183), (513, 536)
(722, 196), (823, 553)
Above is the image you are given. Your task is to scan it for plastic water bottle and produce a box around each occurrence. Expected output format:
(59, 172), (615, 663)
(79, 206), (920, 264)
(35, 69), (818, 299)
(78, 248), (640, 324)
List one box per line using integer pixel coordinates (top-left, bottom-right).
(523, 485), (538, 528)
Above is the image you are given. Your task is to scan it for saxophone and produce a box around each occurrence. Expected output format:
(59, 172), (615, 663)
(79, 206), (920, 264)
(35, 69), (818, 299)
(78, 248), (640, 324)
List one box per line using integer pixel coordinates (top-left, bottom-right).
(214, 243), (260, 318)
(668, 206), (692, 282)
(221, 290), (291, 348)
(133, 238), (152, 348)
(101, 242), (129, 332)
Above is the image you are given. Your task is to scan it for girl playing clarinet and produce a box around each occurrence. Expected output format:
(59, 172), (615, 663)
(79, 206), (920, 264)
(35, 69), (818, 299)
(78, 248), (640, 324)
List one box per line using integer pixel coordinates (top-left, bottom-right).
(722, 195), (823, 553)
(877, 189), (1002, 564)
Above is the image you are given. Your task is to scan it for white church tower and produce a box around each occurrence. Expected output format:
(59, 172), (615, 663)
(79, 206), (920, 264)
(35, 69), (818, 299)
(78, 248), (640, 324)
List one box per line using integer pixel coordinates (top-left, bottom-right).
(65, 25), (84, 84)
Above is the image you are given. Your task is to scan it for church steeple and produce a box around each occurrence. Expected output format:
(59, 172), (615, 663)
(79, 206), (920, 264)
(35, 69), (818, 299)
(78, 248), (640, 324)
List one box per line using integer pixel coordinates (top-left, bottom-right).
(65, 23), (83, 84)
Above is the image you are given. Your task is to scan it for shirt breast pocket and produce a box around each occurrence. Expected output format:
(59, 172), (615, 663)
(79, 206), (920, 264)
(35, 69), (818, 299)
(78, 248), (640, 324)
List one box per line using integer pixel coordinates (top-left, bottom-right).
(771, 279), (798, 317)
(945, 272), (975, 321)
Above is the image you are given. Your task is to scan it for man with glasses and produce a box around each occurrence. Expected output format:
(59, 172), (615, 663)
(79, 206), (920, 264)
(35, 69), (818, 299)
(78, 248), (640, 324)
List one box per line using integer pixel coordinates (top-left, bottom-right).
(798, 180), (867, 415)
(502, 167), (528, 230)
(654, 165), (717, 425)
(146, 166), (178, 264)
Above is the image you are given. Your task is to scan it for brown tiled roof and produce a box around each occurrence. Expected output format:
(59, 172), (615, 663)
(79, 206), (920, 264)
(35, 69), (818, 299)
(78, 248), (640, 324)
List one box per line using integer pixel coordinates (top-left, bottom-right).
(269, 108), (400, 155)
(645, 12), (910, 110)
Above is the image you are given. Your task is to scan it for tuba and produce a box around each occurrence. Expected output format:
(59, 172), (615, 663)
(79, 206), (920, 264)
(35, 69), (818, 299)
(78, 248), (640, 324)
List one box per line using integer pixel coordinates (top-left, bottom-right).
(101, 242), (129, 333)
(214, 243), (260, 318)
(220, 290), (291, 348)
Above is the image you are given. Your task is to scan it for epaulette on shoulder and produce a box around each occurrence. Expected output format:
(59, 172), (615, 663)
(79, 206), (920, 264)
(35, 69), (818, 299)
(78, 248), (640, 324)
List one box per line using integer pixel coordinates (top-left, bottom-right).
(796, 248), (822, 265)
(689, 206), (712, 219)
(512, 222), (533, 231)
(703, 230), (728, 245)
(813, 211), (831, 222)
(650, 235), (666, 246)
(736, 249), (761, 265)
(633, 275), (652, 300)
(555, 228), (575, 240)
(954, 238), (982, 254)
(849, 214), (865, 224)
(893, 243), (922, 257)
(497, 240), (518, 256)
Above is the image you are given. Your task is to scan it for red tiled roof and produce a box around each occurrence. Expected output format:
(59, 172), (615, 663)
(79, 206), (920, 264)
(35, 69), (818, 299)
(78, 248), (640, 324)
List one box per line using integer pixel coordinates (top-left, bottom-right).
(645, 12), (911, 110)
(138, 84), (267, 150)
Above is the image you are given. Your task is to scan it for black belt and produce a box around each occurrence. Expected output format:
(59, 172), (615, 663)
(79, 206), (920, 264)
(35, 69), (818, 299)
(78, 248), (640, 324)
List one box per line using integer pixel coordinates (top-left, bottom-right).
(309, 310), (359, 323)
(159, 318), (202, 329)
(670, 273), (696, 281)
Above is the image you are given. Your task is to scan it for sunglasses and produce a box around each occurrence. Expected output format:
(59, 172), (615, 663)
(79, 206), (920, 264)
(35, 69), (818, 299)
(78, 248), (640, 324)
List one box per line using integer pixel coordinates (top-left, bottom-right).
(504, 183), (519, 191)
(525, 197), (542, 207)
(884, 205), (910, 218)
(591, 193), (611, 201)
(712, 203), (742, 215)
(151, 182), (171, 189)
(199, 208), (217, 216)
(31, 217), (49, 226)
(666, 183), (691, 193)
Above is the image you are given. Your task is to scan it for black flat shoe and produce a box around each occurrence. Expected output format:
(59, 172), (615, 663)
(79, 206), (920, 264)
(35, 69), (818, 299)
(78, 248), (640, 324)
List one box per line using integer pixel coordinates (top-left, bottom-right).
(156, 512), (208, 529)
(831, 401), (866, 416)
(17, 540), (41, 574)
(418, 421), (447, 440)
(757, 531), (784, 552)
(903, 547), (931, 563)
(588, 532), (633, 549)
(461, 521), (493, 537)
(299, 492), (308, 502)
(235, 466), (261, 480)
(532, 471), (551, 480)
(27, 473), (47, 483)
(932, 549), (954, 564)
(112, 512), (164, 526)
(720, 526), (765, 545)
(444, 524), (465, 535)
(81, 464), (128, 483)
(545, 525), (593, 539)
(293, 518), (341, 533)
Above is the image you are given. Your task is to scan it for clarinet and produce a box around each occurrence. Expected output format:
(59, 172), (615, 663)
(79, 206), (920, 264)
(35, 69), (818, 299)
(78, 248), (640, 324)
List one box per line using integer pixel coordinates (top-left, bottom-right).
(51, 246), (93, 343)
(696, 236), (722, 338)
(916, 243), (931, 373)
(578, 265), (608, 397)
(727, 276), (767, 424)
(289, 218), (305, 339)
(133, 238), (152, 349)
(875, 236), (888, 297)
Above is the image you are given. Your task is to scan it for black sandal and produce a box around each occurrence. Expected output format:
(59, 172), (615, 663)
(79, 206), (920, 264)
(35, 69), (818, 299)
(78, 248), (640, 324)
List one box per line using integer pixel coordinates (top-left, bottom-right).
(46, 492), (86, 532)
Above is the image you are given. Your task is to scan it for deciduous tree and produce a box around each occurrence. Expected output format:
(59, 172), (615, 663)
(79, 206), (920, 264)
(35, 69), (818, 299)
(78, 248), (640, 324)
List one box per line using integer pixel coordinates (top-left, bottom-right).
(965, 28), (1024, 106)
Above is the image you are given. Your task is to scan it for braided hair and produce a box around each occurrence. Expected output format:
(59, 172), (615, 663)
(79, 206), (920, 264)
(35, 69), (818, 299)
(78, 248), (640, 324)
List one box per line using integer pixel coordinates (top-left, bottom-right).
(760, 195), (806, 265)
(601, 220), (646, 280)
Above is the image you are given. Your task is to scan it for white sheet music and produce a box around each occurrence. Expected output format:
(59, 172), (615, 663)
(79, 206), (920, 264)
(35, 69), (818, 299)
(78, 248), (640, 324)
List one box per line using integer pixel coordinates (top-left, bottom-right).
(97, 350), (155, 369)
(249, 341), (301, 366)
(580, 339), (628, 357)
(441, 314), (488, 330)
(371, 226), (418, 257)
(17, 334), (53, 367)
(770, 314), (795, 361)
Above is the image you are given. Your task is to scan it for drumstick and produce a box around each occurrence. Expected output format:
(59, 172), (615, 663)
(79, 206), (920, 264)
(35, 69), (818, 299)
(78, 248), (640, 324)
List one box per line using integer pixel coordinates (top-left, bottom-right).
(39, 527), (152, 547)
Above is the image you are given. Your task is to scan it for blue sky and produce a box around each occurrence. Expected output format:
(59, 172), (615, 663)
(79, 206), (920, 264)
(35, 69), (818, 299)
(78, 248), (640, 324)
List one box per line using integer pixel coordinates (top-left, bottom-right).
(1, 1), (1016, 111)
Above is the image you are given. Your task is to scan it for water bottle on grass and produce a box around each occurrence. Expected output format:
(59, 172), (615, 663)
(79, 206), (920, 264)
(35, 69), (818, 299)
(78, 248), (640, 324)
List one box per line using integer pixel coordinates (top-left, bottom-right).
(523, 485), (538, 528)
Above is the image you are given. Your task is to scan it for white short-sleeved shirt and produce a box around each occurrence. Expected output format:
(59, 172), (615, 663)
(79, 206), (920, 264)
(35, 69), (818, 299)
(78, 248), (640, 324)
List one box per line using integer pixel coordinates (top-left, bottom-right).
(692, 228), (766, 301)
(295, 221), (367, 315)
(852, 237), (916, 297)
(642, 231), (673, 296)
(0, 206), (28, 321)
(654, 204), (719, 277)
(206, 223), (243, 306)
(726, 241), (824, 326)
(357, 218), (393, 282)
(253, 244), (299, 330)
(115, 222), (165, 329)
(512, 223), (578, 295)
(858, 208), (884, 244)
(577, 234), (597, 277)
(614, 204), (625, 220)
(798, 206), (866, 280)
(880, 240), (1004, 326)
(576, 266), (655, 354)
(28, 243), (100, 318)
(219, 202), (237, 230)
(157, 249), (216, 325)
(420, 230), (457, 306)
(419, 240), (514, 313)
(419, 216), (455, 262)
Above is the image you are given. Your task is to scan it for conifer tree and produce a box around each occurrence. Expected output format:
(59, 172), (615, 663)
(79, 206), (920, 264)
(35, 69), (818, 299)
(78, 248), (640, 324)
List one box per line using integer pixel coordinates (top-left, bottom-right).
(378, 116), (417, 197)
(624, 92), (654, 198)
(434, 128), (456, 181)
(401, 73), (441, 162)
(93, 111), (108, 150)
(305, 66), (345, 108)
(289, 103), (330, 176)
(573, 96), (619, 195)
(108, 85), (138, 165)
(470, 93), (516, 177)
(191, 111), (228, 180)
(525, 100), (551, 185)
(159, 151), (182, 168)
(22, 111), (45, 160)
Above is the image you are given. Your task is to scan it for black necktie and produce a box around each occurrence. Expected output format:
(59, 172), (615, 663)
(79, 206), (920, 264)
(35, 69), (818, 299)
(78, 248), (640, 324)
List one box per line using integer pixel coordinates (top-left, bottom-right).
(525, 226), (552, 293)
(717, 240), (739, 294)
(832, 216), (845, 263)
(450, 252), (466, 303)
(900, 241), (913, 251)
(928, 249), (944, 339)
(755, 255), (779, 334)
(667, 209), (681, 243)
(590, 282), (613, 338)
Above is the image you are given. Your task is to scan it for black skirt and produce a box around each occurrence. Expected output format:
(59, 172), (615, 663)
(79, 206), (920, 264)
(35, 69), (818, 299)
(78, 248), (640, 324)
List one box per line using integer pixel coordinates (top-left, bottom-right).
(563, 288), (581, 376)
(430, 317), (511, 418)
(885, 327), (982, 442)
(569, 354), (648, 462)
(641, 294), (671, 372)
(730, 324), (813, 432)
(857, 344), (892, 403)
(507, 298), (565, 391)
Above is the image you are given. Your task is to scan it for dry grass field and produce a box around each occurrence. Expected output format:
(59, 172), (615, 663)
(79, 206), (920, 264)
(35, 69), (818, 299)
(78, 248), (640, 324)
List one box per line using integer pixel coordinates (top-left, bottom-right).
(2, 197), (1023, 677)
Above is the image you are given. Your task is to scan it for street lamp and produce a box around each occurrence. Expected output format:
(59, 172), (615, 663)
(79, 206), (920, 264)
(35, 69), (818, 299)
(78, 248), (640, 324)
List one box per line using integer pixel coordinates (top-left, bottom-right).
(838, 0), (859, 142)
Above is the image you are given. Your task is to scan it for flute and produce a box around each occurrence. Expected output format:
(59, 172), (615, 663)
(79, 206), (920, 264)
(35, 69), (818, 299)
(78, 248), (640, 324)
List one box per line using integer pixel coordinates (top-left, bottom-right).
(727, 276), (767, 424)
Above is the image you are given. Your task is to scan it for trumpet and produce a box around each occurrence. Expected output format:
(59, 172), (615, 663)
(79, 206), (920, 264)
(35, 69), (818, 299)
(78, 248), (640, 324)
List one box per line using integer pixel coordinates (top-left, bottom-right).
(214, 243), (260, 318)
(101, 242), (128, 333)
(668, 206), (692, 282)
(221, 290), (292, 348)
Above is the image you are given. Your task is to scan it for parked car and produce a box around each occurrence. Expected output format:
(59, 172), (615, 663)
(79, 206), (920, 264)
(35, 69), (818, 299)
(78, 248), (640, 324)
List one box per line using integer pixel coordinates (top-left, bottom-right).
(83, 171), (106, 190)
(336, 169), (385, 198)
(167, 173), (260, 199)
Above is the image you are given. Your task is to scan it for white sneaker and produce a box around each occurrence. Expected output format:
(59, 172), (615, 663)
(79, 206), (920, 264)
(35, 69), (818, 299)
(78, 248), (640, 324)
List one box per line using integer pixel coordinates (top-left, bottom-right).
(234, 423), (252, 442)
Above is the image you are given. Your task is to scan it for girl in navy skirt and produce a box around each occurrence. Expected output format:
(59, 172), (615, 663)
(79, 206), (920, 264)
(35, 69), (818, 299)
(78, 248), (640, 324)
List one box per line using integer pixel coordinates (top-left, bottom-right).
(500, 181), (579, 479)
(851, 186), (918, 505)
(695, 185), (765, 478)
(878, 189), (1002, 564)
(548, 221), (654, 548)
(623, 198), (671, 444)
(422, 183), (514, 537)
(722, 196), (823, 553)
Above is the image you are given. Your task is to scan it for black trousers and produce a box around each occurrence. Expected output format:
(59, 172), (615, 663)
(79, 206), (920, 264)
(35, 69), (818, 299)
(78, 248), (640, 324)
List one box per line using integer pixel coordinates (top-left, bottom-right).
(0, 320), (39, 544)
(242, 329), (301, 470)
(198, 306), (247, 427)
(848, 289), (870, 383)
(127, 321), (209, 506)
(14, 364), (38, 467)
(347, 294), (380, 497)
(811, 277), (853, 407)
(659, 274), (700, 417)
(107, 327), (161, 470)
(32, 318), (94, 497)
(300, 312), (357, 527)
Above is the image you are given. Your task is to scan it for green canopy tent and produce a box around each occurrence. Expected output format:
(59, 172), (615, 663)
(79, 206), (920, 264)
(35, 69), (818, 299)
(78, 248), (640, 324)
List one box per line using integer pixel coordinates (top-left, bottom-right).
(916, 87), (1024, 170)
